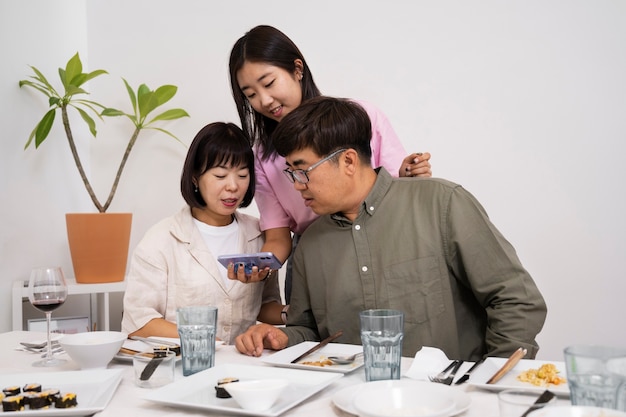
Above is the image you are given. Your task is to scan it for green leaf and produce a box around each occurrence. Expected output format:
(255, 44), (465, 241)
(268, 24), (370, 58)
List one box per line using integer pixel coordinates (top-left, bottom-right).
(29, 66), (57, 94)
(137, 87), (159, 121)
(65, 53), (83, 87)
(34, 109), (56, 148)
(147, 108), (189, 124)
(153, 85), (177, 105)
(83, 69), (108, 83)
(77, 107), (97, 137)
(122, 78), (137, 114)
(101, 108), (126, 117)
(24, 125), (37, 149)
(19, 79), (53, 98)
(146, 126), (185, 144)
(65, 85), (88, 97)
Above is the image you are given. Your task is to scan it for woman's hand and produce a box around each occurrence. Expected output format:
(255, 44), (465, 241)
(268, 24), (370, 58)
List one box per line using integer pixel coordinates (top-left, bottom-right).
(227, 263), (272, 283)
(400, 152), (432, 177)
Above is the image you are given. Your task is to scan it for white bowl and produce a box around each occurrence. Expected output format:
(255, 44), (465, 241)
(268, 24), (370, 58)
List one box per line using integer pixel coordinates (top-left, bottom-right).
(528, 406), (626, 417)
(353, 380), (456, 417)
(223, 378), (288, 411)
(59, 331), (127, 369)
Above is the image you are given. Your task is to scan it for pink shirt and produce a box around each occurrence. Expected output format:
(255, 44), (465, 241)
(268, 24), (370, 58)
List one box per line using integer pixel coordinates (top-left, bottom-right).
(255, 100), (407, 235)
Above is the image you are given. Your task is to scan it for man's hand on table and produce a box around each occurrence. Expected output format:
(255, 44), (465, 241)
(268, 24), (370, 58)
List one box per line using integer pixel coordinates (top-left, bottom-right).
(235, 323), (288, 357)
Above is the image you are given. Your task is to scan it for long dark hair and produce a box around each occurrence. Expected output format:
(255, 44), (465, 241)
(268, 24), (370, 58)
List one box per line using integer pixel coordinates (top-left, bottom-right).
(180, 122), (256, 208)
(229, 25), (321, 160)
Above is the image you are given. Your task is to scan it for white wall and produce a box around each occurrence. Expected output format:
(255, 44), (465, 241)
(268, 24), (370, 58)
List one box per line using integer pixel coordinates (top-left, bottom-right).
(1, 0), (624, 360)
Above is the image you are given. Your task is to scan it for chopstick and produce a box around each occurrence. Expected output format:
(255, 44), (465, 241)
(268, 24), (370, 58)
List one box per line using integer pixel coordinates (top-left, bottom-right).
(130, 336), (179, 347)
(486, 347), (528, 384)
(290, 330), (344, 364)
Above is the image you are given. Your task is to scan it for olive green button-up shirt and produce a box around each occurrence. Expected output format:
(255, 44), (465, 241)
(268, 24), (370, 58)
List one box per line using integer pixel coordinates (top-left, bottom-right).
(283, 168), (547, 360)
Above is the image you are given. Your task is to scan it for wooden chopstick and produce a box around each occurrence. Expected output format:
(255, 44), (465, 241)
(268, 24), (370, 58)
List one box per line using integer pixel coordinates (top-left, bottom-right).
(486, 347), (528, 384)
(290, 330), (344, 363)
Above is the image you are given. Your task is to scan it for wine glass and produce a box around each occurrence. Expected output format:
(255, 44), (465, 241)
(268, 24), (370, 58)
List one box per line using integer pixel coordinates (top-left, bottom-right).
(28, 266), (68, 367)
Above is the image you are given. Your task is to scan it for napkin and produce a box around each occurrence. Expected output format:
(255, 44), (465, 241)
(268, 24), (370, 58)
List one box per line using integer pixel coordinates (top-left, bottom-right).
(404, 346), (450, 380)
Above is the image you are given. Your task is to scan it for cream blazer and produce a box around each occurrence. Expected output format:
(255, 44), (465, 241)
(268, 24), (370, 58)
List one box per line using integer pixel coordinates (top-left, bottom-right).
(121, 207), (281, 344)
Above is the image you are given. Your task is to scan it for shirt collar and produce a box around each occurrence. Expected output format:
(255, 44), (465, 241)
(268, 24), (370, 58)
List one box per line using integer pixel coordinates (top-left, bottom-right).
(330, 167), (392, 225)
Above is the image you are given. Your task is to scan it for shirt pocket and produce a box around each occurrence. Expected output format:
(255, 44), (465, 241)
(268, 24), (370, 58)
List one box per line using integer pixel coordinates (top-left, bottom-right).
(383, 256), (446, 324)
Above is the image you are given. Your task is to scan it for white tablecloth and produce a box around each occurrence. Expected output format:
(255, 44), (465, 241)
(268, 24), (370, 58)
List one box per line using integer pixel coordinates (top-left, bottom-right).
(0, 331), (565, 416)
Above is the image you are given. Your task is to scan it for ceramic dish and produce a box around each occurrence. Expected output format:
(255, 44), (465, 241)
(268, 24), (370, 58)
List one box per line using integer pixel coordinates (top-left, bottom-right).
(114, 337), (224, 362)
(0, 369), (123, 416)
(262, 341), (364, 373)
(469, 358), (569, 396)
(528, 406), (626, 417)
(331, 379), (471, 416)
(143, 363), (343, 417)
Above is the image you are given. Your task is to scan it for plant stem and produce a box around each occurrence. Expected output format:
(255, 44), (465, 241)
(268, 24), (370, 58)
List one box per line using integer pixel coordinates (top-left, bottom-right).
(103, 126), (140, 212)
(61, 105), (105, 212)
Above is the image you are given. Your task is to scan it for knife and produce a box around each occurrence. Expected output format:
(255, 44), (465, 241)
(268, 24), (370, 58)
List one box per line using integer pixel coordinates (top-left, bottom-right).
(486, 347), (527, 384)
(290, 330), (344, 364)
(454, 357), (485, 385)
(520, 390), (556, 417)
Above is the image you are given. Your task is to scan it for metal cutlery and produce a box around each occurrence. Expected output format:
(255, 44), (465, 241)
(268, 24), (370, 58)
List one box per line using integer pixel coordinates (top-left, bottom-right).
(429, 360), (464, 385)
(328, 351), (363, 365)
(455, 357), (485, 385)
(486, 347), (527, 384)
(20, 340), (60, 350)
(520, 390), (556, 417)
(291, 330), (344, 364)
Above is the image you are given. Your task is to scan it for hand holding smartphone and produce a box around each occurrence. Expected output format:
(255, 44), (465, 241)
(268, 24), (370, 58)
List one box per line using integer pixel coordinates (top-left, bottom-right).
(217, 252), (282, 275)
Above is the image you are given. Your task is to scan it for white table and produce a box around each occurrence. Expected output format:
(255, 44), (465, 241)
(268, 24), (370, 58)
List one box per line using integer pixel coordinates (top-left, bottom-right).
(0, 331), (568, 417)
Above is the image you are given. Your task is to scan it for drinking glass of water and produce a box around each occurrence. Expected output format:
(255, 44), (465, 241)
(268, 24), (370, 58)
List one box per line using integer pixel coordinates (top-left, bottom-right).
(176, 306), (217, 376)
(360, 309), (404, 381)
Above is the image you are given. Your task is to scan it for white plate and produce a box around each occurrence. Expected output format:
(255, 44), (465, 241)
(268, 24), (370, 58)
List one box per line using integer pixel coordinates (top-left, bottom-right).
(331, 379), (471, 416)
(143, 363), (343, 417)
(528, 405), (626, 417)
(114, 338), (224, 362)
(469, 358), (570, 396)
(262, 342), (364, 373)
(0, 368), (123, 416)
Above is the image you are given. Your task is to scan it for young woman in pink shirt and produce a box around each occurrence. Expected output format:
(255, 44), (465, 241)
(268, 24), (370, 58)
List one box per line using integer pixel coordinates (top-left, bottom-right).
(228, 25), (432, 303)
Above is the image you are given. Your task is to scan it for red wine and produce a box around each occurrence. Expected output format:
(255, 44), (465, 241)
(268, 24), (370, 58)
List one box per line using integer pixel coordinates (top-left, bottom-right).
(32, 299), (65, 312)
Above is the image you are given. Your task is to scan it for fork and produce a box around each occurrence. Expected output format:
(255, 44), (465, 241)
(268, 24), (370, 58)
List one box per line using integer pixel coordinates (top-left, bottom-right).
(429, 360), (465, 385)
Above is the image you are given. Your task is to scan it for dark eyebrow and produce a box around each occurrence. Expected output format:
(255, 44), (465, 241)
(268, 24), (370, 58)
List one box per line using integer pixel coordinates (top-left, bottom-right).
(286, 158), (306, 169)
(240, 72), (272, 91)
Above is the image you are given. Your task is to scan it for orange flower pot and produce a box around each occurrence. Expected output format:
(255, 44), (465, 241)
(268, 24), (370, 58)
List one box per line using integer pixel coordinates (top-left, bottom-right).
(65, 213), (132, 283)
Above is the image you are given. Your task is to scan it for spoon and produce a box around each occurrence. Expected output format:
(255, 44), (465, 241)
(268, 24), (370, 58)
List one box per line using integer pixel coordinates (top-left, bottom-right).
(328, 351), (363, 365)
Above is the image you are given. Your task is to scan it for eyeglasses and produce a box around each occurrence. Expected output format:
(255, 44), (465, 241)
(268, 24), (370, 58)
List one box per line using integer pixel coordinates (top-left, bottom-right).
(283, 148), (347, 184)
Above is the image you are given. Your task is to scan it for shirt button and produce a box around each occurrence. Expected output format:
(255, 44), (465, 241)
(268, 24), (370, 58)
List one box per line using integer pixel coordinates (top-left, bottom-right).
(361, 266), (368, 272)
(355, 225), (361, 230)
(369, 206), (375, 211)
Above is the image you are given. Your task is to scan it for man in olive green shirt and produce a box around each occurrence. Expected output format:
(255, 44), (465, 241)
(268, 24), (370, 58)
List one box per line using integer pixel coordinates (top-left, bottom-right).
(235, 97), (547, 361)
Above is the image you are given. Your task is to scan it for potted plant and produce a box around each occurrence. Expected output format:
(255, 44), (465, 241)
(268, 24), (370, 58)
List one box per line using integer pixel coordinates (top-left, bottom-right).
(19, 52), (189, 283)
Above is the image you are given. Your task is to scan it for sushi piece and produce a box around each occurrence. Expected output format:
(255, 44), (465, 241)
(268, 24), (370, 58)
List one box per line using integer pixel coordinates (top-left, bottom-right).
(25, 392), (51, 410)
(55, 392), (78, 408)
(42, 388), (61, 402)
(215, 377), (239, 398)
(22, 383), (42, 393)
(2, 386), (20, 397)
(2, 395), (25, 412)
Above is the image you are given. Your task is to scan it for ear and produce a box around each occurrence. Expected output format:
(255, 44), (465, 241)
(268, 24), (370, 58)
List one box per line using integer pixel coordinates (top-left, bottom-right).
(293, 59), (304, 78)
(341, 149), (359, 176)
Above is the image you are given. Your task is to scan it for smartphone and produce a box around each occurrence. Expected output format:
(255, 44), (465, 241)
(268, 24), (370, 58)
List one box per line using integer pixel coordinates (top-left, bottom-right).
(217, 252), (282, 275)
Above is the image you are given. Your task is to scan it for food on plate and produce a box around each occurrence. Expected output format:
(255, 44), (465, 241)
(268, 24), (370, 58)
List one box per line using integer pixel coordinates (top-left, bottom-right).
(2, 386), (20, 397)
(0, 383), (77, 411)
(22, 383), (42, 393)
(2, 395), (25, 412)
(301, 357), (333, 367)
(517, 363), (566, 386)
(25, 392), (51, 410)
(215, 377), (239, 398)
(54, 392), (78, 409)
